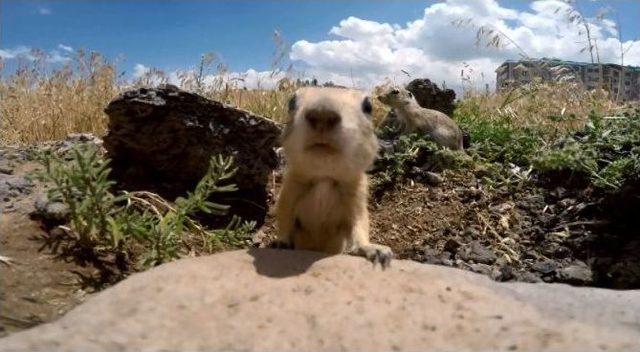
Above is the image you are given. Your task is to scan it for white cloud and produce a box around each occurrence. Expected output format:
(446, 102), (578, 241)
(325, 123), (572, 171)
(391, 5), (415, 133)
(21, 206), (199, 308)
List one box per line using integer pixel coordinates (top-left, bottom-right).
(58, 44), (73, 53)
(0, 45), (71, 63)
(38, 7), (52, 15)
(0, 46), (33, 60)
(47, 50), (71, 63)
(289, 0), (640, 93)
(167, 68), (286, 90)
(133, 63), (151, 78)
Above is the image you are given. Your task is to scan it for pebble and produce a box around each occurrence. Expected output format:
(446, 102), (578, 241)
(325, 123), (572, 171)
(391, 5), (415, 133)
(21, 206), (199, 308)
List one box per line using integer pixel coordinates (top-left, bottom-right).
(557, 262), (593, 285)
(424, 172), (443, 186)
(458, 241), (497, 265)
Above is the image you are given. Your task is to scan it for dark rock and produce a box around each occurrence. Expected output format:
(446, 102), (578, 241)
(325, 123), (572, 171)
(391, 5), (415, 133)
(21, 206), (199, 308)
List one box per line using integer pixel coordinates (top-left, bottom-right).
(558, 198), (576, 208)
(423, 172), (443, 186)
(531, 260), (557, 275)
(463, 226), (480, 238)
(459, 188), (483, 201)
(405, 78), (456, 116)
(515, 271), (543, 283)
(103, 85), (281, 226)
(557, 262), (593, 285)
(0, 161), (13, 175)
(49, 226), (67, 239)
(458, 241), (497, 265)
(422, 247), (441, 265)
(550, 187), (567, 199)
(491, 265), (515, 282)
(34, 197), (70, 223)
(473, 165), (491, 178)
(554, 245), (571, 259)
(443, 238), (461, 254)
(49, 133), (105, 157)
(469, 263), (492, 275)
(422, 247), (453, 265)
(0, 175), (32, 199)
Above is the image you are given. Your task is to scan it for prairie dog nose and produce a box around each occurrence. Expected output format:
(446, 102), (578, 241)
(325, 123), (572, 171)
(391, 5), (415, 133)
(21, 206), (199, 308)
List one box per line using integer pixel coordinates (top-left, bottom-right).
(304, 109), (341, 132)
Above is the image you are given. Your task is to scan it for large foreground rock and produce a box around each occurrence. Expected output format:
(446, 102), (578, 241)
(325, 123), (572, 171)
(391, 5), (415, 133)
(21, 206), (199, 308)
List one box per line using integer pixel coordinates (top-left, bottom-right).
(103, 85), (281, 225)
(2, 250), (639, 352)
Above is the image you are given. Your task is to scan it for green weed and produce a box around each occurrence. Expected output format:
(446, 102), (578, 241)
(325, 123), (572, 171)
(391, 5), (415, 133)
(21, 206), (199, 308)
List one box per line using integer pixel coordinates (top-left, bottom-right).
(33, 144), (254, 270)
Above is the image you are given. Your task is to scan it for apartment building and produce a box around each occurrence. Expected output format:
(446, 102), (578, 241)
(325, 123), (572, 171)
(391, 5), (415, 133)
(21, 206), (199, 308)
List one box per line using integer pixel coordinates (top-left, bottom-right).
(496, 58), (640, 101)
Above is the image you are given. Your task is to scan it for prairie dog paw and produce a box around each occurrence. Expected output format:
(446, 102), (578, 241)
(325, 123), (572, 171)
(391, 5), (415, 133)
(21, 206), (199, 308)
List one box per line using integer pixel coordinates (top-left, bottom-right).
(353, 244), (393, 269)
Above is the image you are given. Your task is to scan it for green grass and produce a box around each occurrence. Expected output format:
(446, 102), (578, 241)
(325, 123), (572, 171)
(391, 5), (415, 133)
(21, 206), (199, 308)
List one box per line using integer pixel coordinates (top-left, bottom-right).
(33, 144), (255, 270)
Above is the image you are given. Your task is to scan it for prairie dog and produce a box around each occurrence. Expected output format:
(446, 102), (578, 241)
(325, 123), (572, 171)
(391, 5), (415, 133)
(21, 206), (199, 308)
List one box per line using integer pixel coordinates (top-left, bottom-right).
(276, 87), (393, 267)
(378, 85), (464, 150)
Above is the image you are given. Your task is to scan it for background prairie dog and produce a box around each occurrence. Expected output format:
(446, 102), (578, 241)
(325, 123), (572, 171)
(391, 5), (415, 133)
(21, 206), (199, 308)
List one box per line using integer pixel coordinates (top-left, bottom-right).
(276, 87), (393, 267)
(378, 86), (464, 150)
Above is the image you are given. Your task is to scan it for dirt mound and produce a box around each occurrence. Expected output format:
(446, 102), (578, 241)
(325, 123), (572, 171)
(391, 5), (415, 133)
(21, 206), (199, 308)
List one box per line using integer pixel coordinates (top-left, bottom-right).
(1, 250), (639, 352)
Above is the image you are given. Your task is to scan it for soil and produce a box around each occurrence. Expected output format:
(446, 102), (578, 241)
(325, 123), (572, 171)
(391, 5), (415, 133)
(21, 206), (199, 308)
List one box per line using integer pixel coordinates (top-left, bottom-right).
(262, 167), (640, 289)
(0, 145), (105, 337)
(1, 137), (639, 337)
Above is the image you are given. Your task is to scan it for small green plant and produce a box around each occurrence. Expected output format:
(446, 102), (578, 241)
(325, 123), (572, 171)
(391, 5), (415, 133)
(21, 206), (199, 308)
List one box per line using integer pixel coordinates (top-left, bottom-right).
(532, 139), (598, 176)
(371, 128), (474, 192)
(33, 144), (254, 270)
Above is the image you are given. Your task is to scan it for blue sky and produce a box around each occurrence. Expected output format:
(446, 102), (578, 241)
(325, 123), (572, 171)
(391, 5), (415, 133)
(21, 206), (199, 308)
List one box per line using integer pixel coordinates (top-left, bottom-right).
(2, 1), (640, 89)
(2, 1), (432, 72)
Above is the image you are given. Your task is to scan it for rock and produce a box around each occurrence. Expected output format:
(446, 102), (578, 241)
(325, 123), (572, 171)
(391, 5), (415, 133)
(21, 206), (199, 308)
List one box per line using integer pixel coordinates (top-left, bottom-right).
(443, 238), (461, 254)
(423, 171), (443, 186)
(1, 250), (639, 352)
(405, 78), (456, 116)
(422, 247), (451, 265)
(515, 271), (543, 283)
(463, 226), (481, 238)
(473, 164), (491, 178)
(554, 245), (571, 259)
(558, 262), (594, 286)
(103, 85), (281, 225)
(377, 139), (396, 155)
(0, 160), (13, 175)
(251, 230), (268, 248)
(34, 197), (70, 223)
(491, 265), (515, 282)
(458, 241), (497, 265)
(459, 187), (483, 201)
(531, 260), (558, 275)
(0, 175), (32, 200)
(469, 263), (492, 275)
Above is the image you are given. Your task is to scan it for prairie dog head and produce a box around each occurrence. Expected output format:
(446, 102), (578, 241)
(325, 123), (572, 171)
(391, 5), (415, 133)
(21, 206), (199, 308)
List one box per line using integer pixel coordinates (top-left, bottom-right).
(282, 87), (378, 180)
(377, 85), (415, 108)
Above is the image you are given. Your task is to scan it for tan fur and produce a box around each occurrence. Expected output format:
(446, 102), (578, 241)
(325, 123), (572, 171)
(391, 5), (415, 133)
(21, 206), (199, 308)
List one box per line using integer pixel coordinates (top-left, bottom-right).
(378, 85), (464, 150)
(276, 87), (393, 267)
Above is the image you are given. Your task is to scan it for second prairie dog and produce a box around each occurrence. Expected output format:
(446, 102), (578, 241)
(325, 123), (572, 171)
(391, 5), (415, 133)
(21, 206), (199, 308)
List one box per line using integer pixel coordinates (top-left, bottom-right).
(275, 87), (393, 267)
(378, 85), (464, 150)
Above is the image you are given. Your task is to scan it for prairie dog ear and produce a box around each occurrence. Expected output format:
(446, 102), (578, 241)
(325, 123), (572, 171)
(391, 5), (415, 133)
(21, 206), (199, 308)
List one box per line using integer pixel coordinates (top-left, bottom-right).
(361, 96), (373, 116)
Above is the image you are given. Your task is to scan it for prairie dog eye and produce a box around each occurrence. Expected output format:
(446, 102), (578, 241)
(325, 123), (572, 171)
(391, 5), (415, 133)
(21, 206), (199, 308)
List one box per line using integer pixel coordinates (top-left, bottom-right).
(407, 92), (413, 98)
(362, 97), (372, 115)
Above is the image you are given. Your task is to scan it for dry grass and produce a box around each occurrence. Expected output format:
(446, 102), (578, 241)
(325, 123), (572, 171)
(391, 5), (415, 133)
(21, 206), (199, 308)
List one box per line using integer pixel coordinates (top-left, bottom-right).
(1, 51), (391, 146)
(1, 51), (117, 145)
(1, 49), (629, 146)
(456, 80), (625, 134)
